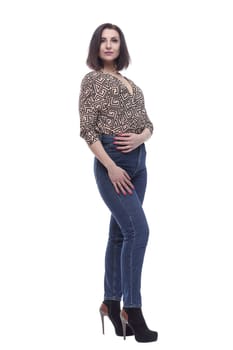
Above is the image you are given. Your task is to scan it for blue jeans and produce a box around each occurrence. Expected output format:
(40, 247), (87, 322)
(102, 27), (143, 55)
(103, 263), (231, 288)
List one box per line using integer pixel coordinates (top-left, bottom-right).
(94, 135), (149, 307)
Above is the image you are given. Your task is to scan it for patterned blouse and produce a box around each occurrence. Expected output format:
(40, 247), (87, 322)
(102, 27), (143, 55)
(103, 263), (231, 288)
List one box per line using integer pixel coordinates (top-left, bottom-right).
(79, 70), (153, 145)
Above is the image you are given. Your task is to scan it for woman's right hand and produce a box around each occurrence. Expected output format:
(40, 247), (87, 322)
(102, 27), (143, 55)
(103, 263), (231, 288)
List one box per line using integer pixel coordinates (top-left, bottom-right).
(107, 164), (134, 195)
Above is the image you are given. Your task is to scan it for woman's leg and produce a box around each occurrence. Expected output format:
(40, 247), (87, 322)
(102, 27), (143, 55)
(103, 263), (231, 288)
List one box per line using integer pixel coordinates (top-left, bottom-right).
(121, 166), (148, 307)
(104, 215), (123, 301)
(104, 166), (148, 303)
(95, 159), (149, 307)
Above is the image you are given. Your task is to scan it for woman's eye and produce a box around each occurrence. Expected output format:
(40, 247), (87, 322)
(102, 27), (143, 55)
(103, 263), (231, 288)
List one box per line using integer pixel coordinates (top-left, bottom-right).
(100, 38), (119, 44)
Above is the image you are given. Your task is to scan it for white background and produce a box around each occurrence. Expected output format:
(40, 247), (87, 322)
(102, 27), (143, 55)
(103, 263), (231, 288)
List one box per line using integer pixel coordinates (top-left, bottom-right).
(0, 0), (233, 349)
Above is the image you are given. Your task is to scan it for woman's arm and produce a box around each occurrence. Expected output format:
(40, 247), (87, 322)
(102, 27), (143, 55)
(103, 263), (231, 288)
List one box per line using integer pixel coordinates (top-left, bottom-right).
(89, 140), (134, 195)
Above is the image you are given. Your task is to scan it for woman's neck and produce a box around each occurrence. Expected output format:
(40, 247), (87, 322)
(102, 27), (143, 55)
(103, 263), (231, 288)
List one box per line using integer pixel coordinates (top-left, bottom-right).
(102, 64), (119, 74)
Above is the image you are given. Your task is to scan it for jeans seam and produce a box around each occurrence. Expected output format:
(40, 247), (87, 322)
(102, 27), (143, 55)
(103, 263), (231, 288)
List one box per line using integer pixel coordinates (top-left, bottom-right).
(129, 215), (135, 305)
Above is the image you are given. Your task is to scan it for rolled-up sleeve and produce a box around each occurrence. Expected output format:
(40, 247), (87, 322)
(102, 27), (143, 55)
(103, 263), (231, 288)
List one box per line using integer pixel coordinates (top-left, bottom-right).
(140, 93), (153, 134)
(143, 108), (154, 135)
(79, 75), (100, 145)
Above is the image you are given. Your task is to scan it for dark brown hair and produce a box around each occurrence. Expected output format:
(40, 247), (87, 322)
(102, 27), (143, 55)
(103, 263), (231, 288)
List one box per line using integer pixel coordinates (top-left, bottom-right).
(86, 23), (131, 71)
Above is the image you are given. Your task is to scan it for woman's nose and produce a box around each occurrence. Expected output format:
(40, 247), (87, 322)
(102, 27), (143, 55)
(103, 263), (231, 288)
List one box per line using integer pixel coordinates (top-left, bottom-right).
(105, 40), (112, 49)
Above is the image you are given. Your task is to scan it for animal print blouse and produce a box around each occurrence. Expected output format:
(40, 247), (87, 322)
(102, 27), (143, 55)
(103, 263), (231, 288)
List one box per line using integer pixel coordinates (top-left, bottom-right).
(79, 71), (153, 145)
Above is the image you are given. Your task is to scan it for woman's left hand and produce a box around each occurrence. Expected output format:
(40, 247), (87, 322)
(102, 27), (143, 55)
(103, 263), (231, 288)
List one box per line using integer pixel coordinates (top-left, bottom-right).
(113, 133), (143, 153)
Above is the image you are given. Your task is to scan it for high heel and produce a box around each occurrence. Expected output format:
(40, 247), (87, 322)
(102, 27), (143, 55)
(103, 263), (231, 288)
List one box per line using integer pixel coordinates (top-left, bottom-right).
(99, 303), (108, 334)
(120, 311), (127, 340)
(120, 308), (158, 342)
(99, 300), (133, 337)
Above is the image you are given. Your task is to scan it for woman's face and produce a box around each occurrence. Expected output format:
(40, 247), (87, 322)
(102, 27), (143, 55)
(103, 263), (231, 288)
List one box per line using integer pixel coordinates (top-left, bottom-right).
(99, 28), (120, 65)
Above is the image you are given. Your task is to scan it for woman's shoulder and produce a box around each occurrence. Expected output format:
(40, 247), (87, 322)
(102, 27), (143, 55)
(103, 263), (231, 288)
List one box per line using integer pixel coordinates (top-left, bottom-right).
(81, 70), (102, 85)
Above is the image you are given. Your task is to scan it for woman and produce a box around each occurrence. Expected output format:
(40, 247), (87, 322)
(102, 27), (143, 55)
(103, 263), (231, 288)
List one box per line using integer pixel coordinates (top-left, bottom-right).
(79, 23), (158, 343)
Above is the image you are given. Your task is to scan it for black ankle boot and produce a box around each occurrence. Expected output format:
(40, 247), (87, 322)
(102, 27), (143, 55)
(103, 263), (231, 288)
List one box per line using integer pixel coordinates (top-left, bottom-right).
(99, 300), (133, 337)
(120, 307), (158, 342)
